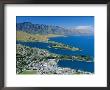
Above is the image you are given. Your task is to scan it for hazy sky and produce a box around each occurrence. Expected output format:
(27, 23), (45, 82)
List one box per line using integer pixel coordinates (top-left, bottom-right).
(16, 16), (94, 29)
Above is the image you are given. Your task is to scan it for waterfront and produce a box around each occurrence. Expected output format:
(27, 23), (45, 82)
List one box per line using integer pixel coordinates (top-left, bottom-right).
(16, 36), (94, 73)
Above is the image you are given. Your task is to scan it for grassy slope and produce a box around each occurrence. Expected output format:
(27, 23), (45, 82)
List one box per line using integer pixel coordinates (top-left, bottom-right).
(16, 31), (63, 42)
(20, 70), (37, 74)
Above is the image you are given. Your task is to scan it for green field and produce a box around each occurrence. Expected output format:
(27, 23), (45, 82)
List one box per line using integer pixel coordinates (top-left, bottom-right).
(20, 70), (37, 74)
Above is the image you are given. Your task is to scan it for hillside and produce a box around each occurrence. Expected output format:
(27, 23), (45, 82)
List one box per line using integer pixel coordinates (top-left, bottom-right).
(16, 31), (63, 42)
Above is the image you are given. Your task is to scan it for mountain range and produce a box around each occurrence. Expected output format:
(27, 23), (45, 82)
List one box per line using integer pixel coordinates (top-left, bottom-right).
(16, 22), (93, 36)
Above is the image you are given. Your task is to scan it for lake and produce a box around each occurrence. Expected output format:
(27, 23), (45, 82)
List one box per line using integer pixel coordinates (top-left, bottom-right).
(49, 36), (94, 57)
(16, 36), (94, 73)
(58, 60), (94, 73)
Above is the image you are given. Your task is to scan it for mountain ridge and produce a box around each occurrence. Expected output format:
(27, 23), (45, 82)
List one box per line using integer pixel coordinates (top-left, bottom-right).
(16, 22), (93, 36)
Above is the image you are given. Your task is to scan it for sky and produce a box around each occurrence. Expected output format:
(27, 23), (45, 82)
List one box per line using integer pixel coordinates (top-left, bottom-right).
(16, 16), (94, 29)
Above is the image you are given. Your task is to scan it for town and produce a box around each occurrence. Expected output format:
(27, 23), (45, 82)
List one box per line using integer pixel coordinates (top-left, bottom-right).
(16, 44), (92, 74)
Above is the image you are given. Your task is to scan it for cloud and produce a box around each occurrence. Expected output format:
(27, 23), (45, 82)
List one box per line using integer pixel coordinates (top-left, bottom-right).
(71, 25), (94, 35)
(74, 26), (94, 31)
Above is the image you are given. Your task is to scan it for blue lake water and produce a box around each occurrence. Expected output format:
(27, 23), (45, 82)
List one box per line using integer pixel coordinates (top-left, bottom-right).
(49, 36), (94, 57)
(16, 36), (94, 73)
(58, 60), (94, 73)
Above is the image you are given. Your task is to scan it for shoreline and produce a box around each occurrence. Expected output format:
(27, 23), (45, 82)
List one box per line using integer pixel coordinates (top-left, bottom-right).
(16, 44), (94, 74)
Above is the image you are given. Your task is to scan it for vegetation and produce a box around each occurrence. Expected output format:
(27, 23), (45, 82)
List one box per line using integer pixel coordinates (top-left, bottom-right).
(48, 40), (80, 51)
(17, 31), (63, 42)
(16, 44), (93, 74)
(51, 43), (80, 51)
(16, 22), (93, 75)
(20, 70), (37, 74)
(17, 31), (81, 52)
